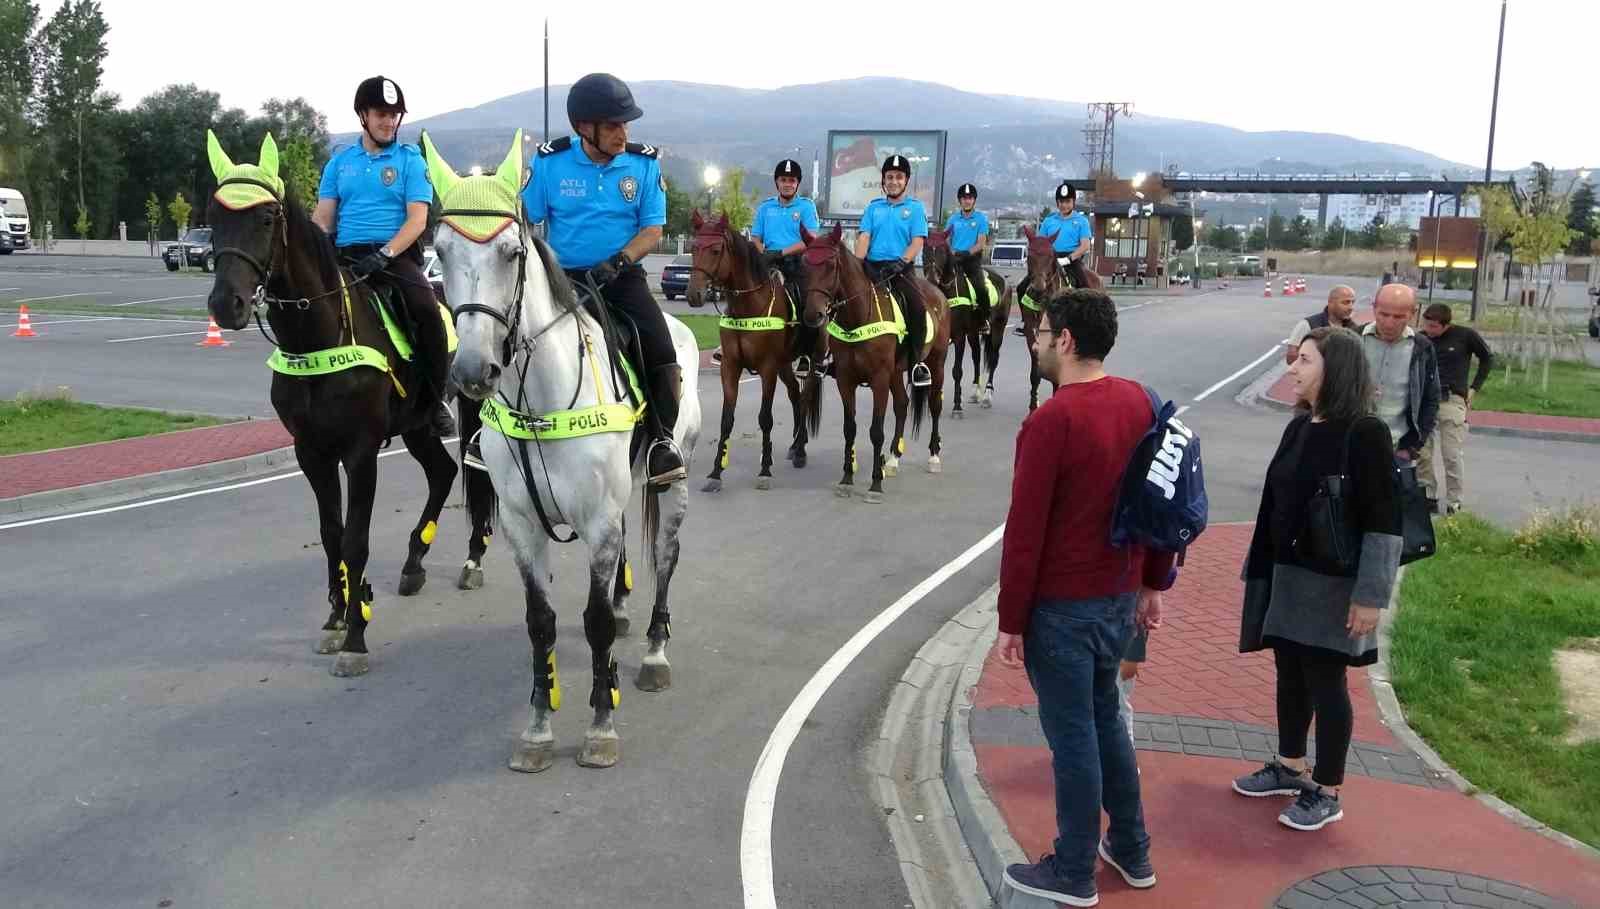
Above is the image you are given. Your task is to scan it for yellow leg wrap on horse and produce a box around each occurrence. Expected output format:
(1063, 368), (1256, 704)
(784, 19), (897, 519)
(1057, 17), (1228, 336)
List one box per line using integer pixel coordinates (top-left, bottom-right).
(623, 562), (634, 592)
(420, 520), (437, 545)
(361, 601), (373, 622)
(896, 438), (906, 456)
(548, 652), (562, 711)
(339, 561), (350, 612)
(720, 450), (730, 470)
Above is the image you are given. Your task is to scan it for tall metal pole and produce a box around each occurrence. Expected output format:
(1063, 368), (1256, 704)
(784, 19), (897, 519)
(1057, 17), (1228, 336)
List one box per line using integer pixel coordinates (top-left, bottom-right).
(543, 19), (550, 143)
(1471, 0), (1507, 321)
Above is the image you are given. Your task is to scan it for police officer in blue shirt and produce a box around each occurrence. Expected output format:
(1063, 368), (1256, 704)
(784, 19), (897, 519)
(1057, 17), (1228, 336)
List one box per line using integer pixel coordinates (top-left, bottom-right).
(313, 75), (453, 436)
(1040, 181), (1094, 288)
(521, 72), (684, 488)
(855, 154), (932, 386)
(752, 158), (822, 374)
(943, 182), (992, 328)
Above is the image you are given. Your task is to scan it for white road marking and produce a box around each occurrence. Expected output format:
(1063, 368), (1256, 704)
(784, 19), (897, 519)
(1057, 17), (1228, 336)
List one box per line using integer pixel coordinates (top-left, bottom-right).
(1, 317), (118, 329)
(1192, 346), (1282, 402)
(0, 287), (19, 292)
(0, 438), (457, 533)
(112, 294), (205, 307)
(106, 329), (237, 343)
(7, 292), (99, 304)
(740, 523), (1007, 909)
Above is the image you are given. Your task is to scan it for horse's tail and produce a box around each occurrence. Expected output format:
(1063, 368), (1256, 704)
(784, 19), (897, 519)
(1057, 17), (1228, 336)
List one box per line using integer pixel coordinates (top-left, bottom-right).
(642, 480), (661, 587)
(802, 369), (823, 438)
(910, 373), (928, 440)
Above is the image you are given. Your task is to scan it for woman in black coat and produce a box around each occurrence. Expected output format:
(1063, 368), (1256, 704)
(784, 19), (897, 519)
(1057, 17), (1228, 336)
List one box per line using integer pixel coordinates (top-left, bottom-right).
(1234, 326), (1402, 832)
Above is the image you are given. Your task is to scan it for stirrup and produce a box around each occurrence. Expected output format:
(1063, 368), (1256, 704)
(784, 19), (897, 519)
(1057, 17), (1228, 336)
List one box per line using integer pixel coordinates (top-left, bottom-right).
(463, 429), (487, 472)
(646, 438), (687, 488)
(793, 355), (813, 380)
(911, 362), (932, 387)
(710, 347), (723, 365)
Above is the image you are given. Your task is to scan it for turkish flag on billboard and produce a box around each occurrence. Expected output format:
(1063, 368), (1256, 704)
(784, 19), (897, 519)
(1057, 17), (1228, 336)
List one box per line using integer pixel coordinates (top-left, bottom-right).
(832, 136), (877, 176)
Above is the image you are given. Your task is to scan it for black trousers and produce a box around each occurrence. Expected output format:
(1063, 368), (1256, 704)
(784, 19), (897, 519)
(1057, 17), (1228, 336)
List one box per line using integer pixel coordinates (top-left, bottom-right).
(955, 253), (991, 312)
(1273, 645), (1354, 787)
(341, 244), (448, 399)
(565, 265), (675, 371)
(776, 254), (819, 358)
(864, 260), (927, 360)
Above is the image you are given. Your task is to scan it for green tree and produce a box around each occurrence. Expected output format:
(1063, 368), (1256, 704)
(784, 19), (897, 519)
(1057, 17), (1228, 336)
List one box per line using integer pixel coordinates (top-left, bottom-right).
(1245, 225), (1267, 252)
(1284, 216), (1315, 251)
(260, 97), (329, 160)
(715, 168), (753, 231)
(1204, 223), (1240, 251)
(168, 192), (191, 237)
(143, 191), (161, 241)
(73, 203), (88, 238)
(1171, 213), (1194, 251)
(0, 0), (40, 187)
(1320, 216), (1348, 250)
(662, 174), (694, 237)
(1566, 180), (1596, 256)
(280, 134), (318, 211)
(37, 0), (108, 235)
(1266, 211), (1286, 248)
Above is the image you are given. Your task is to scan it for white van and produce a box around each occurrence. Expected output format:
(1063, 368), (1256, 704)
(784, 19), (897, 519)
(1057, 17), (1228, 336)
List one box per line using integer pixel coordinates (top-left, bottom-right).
(0, 188), (30, 252)
(990, 240), (1026, 270)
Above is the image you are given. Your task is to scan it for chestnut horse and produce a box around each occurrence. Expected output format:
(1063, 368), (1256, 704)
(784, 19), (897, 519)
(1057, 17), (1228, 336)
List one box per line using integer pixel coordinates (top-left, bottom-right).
(1018, 226), (1104, 410)
(799, 224), (951, 502)
(923, 228), (1009, 415)
(686, 211), (812, 492)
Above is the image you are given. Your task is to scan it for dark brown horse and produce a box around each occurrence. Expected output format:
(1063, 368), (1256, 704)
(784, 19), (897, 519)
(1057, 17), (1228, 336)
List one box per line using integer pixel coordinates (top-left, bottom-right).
(799, 224), (951, 502)
(923, 228), (1009, 415)
(1018, 226), (1105, 410)
(203, 132), (457, 677)
(686, 211), (812, 492)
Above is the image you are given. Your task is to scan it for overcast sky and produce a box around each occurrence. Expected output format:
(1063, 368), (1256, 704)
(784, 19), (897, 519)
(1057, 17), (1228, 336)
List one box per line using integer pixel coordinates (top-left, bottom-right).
(70, 0), (1591, 171)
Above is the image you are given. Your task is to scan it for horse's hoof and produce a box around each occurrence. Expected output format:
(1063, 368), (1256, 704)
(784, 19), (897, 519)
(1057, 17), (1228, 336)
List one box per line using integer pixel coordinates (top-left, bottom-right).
(953, 409), (964, 420)
(613, 612), (631, 637)
(982, 396), (993, 409)
(330, 652), (369, 677)
(863, 490), (884, 505)
(397, 569), (426, 597)
(883, 461), (899, 478)
(834, 484), (852, 499)
(509, 737), (555, 773)
(784, 448), (794, 462)
(755, 475), (772, 491)
(928, 456), (943, 475)
(792, 452), (807, 470)
(316, 629), (346, 655)
(577, 732), (620, 769)
(969, 391), (981, 403)
(457, 563), (484, 590)
(636, 659), (672, 692)
(701, 478), (723, 494)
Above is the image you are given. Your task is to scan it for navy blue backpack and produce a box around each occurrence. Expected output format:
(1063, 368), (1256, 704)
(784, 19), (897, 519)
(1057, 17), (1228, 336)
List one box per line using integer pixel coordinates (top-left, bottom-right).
(1110, 386), (1209, 560)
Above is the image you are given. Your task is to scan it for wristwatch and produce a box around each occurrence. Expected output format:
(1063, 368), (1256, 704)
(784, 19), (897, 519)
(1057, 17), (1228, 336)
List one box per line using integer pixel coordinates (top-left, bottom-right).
(379, 244), (395, 259)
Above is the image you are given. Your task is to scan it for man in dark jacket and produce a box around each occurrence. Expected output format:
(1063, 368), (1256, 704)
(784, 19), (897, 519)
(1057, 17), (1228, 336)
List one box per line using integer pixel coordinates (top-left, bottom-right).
(1419, 303), (1493, 514)
(1361, 284), (1439, 462)
(1284, 284), (1358, 364)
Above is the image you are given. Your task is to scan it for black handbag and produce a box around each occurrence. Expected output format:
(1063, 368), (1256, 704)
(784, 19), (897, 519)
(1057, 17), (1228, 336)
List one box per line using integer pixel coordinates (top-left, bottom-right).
(1294, 423), (1362, 575)
(1394, 463), (1437, 564)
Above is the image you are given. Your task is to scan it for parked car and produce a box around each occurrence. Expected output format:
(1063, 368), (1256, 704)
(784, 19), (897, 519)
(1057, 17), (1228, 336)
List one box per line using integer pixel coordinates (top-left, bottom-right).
(989, 241), (1026, 270)
(0, 187), (30, 250)
(660, 254), (693, 300)
(164, 227), (214, 271)
(0, 226), (12, 254)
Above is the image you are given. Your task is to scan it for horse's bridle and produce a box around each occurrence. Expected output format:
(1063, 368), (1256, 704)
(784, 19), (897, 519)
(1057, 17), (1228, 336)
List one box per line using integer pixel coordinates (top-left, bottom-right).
(211, 177), (366, 316)
(689, 234), (767, 297)
(439, 211), (532, 367)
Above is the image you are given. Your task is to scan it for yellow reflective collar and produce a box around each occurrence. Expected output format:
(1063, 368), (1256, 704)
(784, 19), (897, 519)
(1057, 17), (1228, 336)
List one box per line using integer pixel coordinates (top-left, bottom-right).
(267, 344), (391, 376)
(718, 286), (789, 332)
(479, 396), (640, 441)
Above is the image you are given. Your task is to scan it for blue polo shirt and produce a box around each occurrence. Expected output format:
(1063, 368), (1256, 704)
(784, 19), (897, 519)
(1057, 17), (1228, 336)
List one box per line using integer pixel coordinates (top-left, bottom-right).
(943, 209), (989, 252)
(317, 142), (432, 248)
(1040, 210), (1093, 255)
(859, 196), (929, 262)
(751, 195), (820, 252)
(523, 135), (666, 270)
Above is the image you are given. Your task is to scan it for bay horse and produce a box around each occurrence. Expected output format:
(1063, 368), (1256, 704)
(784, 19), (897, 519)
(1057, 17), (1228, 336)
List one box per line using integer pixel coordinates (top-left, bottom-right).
(799, 224), (951, 502)
(429, 130), (702, 773)
(1018, 226), (1105, 410)
(203, 131), (458, 678)
(686, 211), (811, 493)
(923, 228), (1009, 415)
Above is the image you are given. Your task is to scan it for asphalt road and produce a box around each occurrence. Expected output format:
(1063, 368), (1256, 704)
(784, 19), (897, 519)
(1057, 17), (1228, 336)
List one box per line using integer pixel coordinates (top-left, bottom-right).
(2, 264), (1594, 908)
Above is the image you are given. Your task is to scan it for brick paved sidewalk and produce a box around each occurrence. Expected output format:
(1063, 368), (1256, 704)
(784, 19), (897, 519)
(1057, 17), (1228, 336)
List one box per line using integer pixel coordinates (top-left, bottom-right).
(0, 420), (292, 498)
(972, 523), (1600, 908)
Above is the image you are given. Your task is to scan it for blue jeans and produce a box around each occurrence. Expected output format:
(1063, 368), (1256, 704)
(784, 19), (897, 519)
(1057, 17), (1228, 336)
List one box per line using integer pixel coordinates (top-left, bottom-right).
(1023, 593), (1150, 883)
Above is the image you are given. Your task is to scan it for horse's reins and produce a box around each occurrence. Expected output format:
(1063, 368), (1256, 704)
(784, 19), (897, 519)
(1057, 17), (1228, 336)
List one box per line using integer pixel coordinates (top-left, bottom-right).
(805, 246), (901, 327)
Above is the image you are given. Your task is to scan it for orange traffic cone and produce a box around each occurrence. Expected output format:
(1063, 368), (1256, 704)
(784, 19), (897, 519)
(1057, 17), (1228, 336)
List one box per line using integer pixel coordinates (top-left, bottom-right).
(1263, 281), (1272, 298)
(198, 316), (231, 347)
(1282, 278), (1292, 296)
(1296, 278), (1307, 293)
(12, 304), (37, 337)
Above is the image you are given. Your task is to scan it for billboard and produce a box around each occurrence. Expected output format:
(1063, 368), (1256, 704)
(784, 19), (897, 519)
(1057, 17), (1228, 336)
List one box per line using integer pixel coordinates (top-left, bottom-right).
(821, 130), (947, 221)
(1415, 217), (1483, 269)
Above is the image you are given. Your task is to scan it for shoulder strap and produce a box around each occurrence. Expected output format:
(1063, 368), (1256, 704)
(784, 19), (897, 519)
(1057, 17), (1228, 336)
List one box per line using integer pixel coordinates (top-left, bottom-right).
(624, 141), (659, 159)
(535, 136), (572, 157)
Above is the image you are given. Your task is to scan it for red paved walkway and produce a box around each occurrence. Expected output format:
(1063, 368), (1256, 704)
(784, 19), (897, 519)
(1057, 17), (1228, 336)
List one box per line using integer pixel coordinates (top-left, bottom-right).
(0, 420), (292, 497)
(972, 524), (1600, 907)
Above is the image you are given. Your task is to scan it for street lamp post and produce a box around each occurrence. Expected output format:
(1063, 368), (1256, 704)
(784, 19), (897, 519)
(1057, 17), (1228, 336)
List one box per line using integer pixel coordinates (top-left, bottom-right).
(703, 164), (721, 218)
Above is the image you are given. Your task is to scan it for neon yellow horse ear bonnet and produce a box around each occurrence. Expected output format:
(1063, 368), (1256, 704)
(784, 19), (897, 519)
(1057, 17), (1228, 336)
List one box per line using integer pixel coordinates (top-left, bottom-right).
(423, 129), (524, 243)
(208, 129), (286, 210)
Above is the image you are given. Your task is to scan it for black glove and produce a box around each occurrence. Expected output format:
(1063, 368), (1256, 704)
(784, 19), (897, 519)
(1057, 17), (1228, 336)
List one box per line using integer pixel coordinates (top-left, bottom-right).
(352, 250), (390, 279)
(881, 258), (908, 279)
(759, 249), (785, 271)
(586, 252), (630, 288)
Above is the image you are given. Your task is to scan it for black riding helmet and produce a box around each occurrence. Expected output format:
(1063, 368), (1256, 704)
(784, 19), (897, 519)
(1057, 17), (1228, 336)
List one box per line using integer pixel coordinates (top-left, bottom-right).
(957, 182), (977, 198)
(882, 154), (911, 177)
(567, 73), (644, 125)
(1055, 182), (1077, 202)
(354, 75), (407, 114)
(774, 159), (803, 182)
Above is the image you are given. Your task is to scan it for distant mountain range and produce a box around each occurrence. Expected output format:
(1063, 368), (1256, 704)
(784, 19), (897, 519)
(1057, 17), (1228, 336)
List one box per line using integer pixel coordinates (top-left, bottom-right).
(343, 77), (1475, 208)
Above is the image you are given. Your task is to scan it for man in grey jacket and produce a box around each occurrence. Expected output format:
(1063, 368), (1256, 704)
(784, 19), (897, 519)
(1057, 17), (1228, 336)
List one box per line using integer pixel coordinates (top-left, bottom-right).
(1361, 284), (1439, 462)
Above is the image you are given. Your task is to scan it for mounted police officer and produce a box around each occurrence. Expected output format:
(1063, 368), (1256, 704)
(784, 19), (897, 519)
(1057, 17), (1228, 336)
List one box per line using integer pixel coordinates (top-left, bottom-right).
(854, 154), (932, 386)
(943, 182), (992, 331)
(1041, 181), (1094, 289)
(752, 158), (822, 375)
(521, 72), (685, 488)
(314, 75), (455, 436)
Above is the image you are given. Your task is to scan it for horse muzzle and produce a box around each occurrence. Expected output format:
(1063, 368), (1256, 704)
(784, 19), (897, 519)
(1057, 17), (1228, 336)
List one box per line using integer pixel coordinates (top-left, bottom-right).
(449, 349), (500, 401)
(206, 284), (252, 331)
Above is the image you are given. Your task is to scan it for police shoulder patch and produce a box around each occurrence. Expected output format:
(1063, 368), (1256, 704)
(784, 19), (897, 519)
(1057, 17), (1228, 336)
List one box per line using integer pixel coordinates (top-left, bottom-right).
(536, 136), (572, 157)
(624, 141), (659, 159)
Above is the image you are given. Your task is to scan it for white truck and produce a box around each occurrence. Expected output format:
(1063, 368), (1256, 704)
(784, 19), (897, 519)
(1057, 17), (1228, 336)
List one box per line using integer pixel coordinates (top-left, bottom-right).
(0, 187), (31, 252)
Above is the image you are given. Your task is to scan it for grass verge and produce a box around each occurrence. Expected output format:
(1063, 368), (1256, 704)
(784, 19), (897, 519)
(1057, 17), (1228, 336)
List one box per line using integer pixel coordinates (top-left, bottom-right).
(676, 313), (722, 351)
(0, 393), (227, 457)
(1471, 360), (1600, 419)
(1391, 510), (1600, 848)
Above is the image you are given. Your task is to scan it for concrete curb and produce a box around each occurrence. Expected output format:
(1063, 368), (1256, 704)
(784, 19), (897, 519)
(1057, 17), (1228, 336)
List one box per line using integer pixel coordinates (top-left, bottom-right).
(1372, 568), (1600, 863)
(0, 443), (299, 522)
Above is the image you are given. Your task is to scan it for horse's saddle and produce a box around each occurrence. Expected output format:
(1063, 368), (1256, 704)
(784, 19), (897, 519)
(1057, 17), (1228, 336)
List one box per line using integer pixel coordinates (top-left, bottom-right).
(359, 273), (457, 364)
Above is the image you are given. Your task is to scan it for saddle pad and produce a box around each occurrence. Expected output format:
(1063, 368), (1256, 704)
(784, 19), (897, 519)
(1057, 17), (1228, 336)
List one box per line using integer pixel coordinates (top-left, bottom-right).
(369, 286), (457, 362)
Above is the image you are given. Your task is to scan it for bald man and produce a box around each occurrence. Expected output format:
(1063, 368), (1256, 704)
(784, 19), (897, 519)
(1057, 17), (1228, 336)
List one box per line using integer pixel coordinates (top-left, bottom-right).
(1361, 284), (1440, 462)
(1285, 284), (1359, 364)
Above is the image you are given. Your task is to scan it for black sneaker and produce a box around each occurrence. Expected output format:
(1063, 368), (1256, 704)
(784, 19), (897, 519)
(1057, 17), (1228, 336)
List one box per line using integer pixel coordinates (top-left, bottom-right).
(1013, 323), (1027, 337)
(1278, 787), (1344, 831)
(1003, 855), (1097, 907)
(431, 401), (457, 437)
(463, 429), (487, 472)
(1232, 760), (1309, 797)
(1425, 496), (1440, 514)
(1097, 840), (1156, 889)
(647, 439), (687, 488)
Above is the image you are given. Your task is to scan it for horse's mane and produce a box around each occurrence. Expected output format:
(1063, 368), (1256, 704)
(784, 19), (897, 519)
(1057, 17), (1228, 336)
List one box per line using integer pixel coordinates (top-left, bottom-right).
(530, 233), (578, 314)
(725, 226), (767, 283)
(281, 192), (342, 288)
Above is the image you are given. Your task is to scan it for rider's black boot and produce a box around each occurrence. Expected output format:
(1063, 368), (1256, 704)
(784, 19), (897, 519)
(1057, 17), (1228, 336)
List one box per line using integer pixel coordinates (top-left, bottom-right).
(431, 400), (457, 437)
(647, 365), (687, 489)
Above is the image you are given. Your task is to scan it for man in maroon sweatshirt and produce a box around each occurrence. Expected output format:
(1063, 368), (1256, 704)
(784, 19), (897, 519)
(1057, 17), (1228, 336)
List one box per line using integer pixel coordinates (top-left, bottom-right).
(998, 289), (1174, 907)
